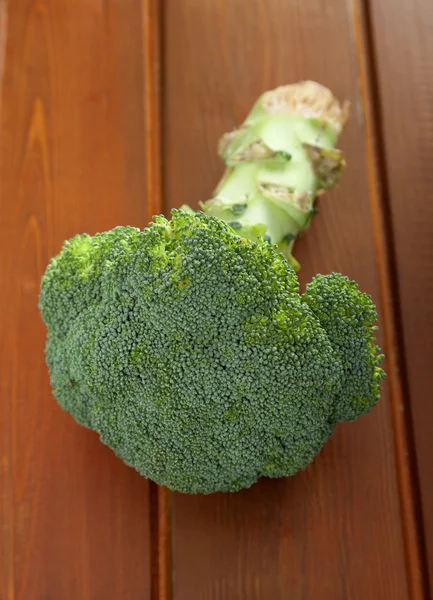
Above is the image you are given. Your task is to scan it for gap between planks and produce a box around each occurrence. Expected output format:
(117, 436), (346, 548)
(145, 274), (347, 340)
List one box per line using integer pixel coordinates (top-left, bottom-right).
(142, 1), (173, 599)
(349, 0), (430, 597)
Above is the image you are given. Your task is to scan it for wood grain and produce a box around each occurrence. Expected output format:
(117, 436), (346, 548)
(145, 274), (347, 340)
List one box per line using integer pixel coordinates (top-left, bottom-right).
(366, 0), (433, 591)
(163, 0), (411, 598)
(0, 2), (152, 598)
(1, 1), (431, 599)
(349, 0), (429, 596)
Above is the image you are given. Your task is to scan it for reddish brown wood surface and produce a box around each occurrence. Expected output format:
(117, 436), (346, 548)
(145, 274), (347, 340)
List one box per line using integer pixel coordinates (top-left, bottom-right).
(0, 2), (152, 598)
(0, 0), (431, 599)
(366, 0), (433, 589)
(349, 0), (429, 595)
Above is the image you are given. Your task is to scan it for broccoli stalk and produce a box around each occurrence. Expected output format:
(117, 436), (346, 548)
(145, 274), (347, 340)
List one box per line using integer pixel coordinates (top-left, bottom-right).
(186, 81), (349, 270)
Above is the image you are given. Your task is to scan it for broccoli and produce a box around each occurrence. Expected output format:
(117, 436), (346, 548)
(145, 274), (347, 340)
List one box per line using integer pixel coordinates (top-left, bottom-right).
(39, 210), (385, 494)
(184, 81), (349, 270)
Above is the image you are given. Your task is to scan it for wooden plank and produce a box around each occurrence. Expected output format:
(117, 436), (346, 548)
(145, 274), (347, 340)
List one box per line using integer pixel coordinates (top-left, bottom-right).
(366, 0), (433, 590)
(0, 2), (152, 598)
(348, 0), (429, 596)
(163, 1), (411, 598)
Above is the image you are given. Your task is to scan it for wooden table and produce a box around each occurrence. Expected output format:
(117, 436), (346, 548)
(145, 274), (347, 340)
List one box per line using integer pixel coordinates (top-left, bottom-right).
(1, 1), (432, 598)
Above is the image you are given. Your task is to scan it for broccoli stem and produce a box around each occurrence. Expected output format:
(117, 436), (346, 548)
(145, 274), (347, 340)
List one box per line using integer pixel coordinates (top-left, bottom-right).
(195, 81), (349, 270)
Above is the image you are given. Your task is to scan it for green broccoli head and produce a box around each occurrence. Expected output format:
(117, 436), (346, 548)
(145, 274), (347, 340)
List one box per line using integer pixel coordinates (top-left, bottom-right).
(39, 210), (385, 494)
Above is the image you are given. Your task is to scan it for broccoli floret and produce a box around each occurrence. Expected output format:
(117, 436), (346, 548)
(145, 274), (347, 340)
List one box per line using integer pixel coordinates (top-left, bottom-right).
(302, 273), (385, 422)
(39, 210), (385, 494)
